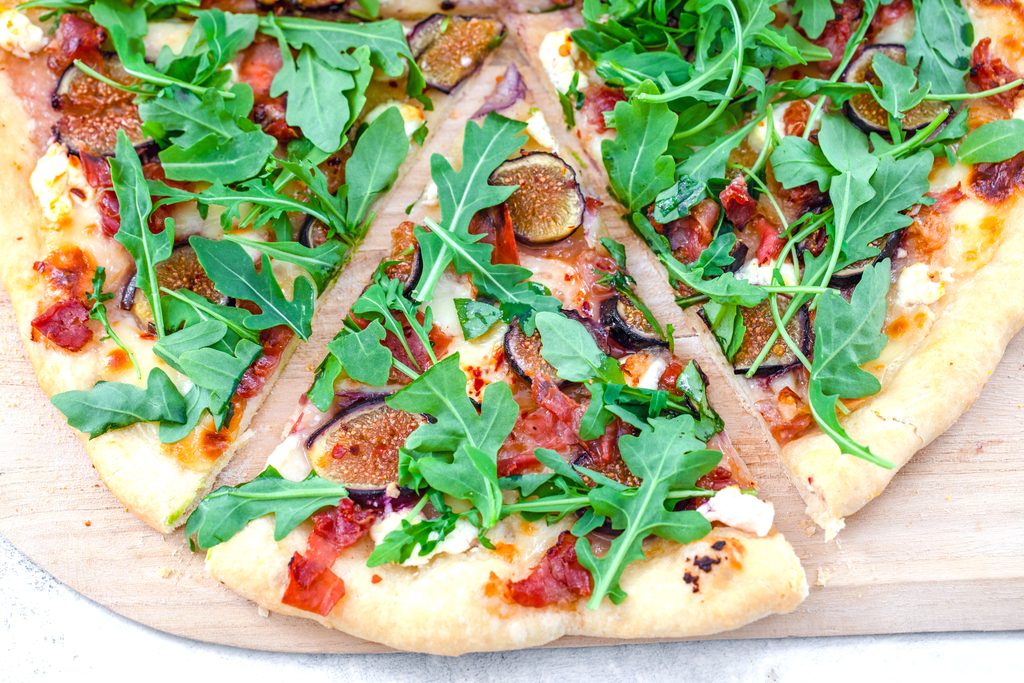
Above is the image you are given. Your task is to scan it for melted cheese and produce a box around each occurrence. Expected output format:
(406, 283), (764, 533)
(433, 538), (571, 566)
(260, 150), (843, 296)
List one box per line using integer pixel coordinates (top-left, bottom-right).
(364, 101), (426, 138)
(526, 108), (557, 151)
(518, 254), (584, 310)
(454, 323), (509, 402)
(697, 486), (775, 537)
(30, 143), (95, 226)
(369, 511), (479, 566)
(265, 433), (312, 481)
(539, 29), (589, 94)
(620, 350), (670, 390)
(735, 258), (798, 286)
(143, 20), (194, 62)
(894, 262), (950, 309)
(0, 10), (47, 58)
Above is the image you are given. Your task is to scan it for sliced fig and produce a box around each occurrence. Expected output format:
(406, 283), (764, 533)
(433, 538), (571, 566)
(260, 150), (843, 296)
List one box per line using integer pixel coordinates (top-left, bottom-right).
(383, 246), (423, 298)
(572, 450), (640, 488)
(306, 395), (426, 491)
(298, 216), (330, 249)
(600, 295), (666, 350)
(409, 15), (505, 93)
(829, 230), (903, 287)
(726, 241), (749, 273)
(726, 300), (811, 376)
(504, 322), (562, 385)
(52, 56), (152, 157)
(841, 44), (950, 134)
(121, 245), (231, 331)
(488, 152), (585, 245)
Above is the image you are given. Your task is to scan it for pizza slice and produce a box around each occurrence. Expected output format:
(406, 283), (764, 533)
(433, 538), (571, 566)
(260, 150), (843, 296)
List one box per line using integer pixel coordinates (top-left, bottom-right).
(187, 64), (806, 655)
(0, 4), (505, 531)
(514, 2), (1024, 537)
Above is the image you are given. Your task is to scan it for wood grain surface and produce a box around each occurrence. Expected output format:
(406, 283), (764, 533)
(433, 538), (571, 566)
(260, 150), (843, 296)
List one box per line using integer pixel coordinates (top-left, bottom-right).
(1, 45), (1023, 654)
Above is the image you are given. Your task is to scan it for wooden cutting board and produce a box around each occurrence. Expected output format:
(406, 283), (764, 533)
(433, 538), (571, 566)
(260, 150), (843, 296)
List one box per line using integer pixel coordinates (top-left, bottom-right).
(2, 48), (1023, 654)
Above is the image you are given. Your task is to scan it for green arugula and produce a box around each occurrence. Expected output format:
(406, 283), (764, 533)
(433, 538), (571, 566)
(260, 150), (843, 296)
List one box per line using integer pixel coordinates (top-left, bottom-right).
(957, 119), (1024, 164)
(86, 267), (141, 377)
(190, 237), (316, 340)
(388, 355), (518, 530)
(576, 415), (719, 606)
(109, 131), (173, 337)
(51, 368), (186, 439)
(454, 298), (502, 340)
(906, 0), (973, 95)
(807, 261), (893, 467)
(185, 466), (350, 550)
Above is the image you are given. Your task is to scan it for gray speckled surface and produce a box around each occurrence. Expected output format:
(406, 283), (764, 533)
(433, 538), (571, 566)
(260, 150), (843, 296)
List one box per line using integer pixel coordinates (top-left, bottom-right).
(1, 534), (1019, 682)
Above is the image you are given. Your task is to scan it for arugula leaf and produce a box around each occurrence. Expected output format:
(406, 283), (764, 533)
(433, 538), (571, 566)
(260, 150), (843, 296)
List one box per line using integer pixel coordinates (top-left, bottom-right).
(906, 0), (973, 95)
(771, 135), (834, 191)
(222, 235), (343, 294)
(51, 368), (186, 439)
(454, 298), (501, 340)
(388, 355), (518, 529)
(535, 311), (623, 383)
(807, 260), (893, 467)
(575, 415), (719, 607)
(702, 300), (746, 361)
(327, 319), (391, 386)
(602, 82), (678, 211)
(344, 106), (411, 229)
(87, 267), (140, 377)
(270, 44), (357, 153)
(872, 53), (929, 119)
(411, 114), (527, 303)
(185, 466), (349, 550)
(651, 174), (705, 224)
(791, 0), (836, 40)
(266, 15), (415, 79)
(366, 496), (460, 567)
(190, 236), (316, 339)
(957, 119), (1024, 164)
(109, 131), (173, 336)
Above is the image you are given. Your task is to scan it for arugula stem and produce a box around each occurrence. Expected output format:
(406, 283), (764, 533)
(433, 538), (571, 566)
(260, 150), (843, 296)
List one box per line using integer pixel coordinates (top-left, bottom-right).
(923, 79), (1024, 102)
(72, 60), (150, 96)
(675, 294), (710, 308)
(500, 488), (715, 517)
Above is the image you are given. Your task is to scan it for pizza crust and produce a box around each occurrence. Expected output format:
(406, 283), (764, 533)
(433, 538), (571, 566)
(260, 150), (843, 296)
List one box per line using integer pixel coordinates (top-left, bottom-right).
(206, 515), (807, 655)
(781, 197), (1024, 538)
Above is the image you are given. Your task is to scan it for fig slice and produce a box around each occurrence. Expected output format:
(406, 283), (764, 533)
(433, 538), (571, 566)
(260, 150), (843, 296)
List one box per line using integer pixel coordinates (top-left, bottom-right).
(841, 44), (950, 134)
(306, 394), (426, 493)
(409, 15), (505, 93)
(722, 300), (811, 376)
(829, 230), (903, 288)
(600, 295), (667, 350)
(121, 245), (231, 331)
(504, 322), (563, 385)
(298, 216), (330, 249)
(52, 56), (152, 157)
(488, 152), (585, 245)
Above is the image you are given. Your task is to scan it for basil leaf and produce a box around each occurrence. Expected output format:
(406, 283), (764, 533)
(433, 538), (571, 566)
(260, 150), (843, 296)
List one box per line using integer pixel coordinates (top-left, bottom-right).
(186, 467), (349, 550)
(51, 368), (187, 439)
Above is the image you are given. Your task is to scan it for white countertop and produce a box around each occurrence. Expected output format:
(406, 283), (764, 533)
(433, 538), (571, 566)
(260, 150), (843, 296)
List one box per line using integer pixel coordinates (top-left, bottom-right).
(2, 534), (1019, 681)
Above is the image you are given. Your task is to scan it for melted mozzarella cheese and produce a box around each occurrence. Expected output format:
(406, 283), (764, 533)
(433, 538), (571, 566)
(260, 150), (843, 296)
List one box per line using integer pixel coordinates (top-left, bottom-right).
(430, 274), (474, 338)
(518, 254), (583, 309)
(620, 350), (669, 390)
(735, 258), (798, 286)
(454, 323), (509, 402)
(30, 143), (94, 226)
(0, 10), (47, 58)
(526, 108), (557, 151)
(895, 262), (950, 308)
(265, 433), (312, 481)
(539, 29), (589, 94)
(697, 486), (775, 537)
(369, 511), (478, 566)
(364, 100), (426, 138)
(143, 20), (194, 62)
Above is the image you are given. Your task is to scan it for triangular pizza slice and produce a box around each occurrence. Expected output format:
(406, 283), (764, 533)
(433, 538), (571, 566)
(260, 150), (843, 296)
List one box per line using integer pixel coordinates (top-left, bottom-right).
(511, 4), (1024, 537)
(189, 51), (806, 655)
(0, 4), (506, 531)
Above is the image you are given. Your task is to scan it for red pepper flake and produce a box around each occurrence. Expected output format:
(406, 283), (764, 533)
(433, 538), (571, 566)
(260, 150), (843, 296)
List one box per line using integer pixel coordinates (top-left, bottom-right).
(371, 574), (383, 584)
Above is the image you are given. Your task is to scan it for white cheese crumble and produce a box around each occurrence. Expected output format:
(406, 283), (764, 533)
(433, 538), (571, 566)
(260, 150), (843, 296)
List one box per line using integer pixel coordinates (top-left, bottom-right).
(30, 143), (93, 225)
(526, 108), (558, 151)
(895, 263), (952, 308)
(735, 258), (798, 286)
(363, 101), (425, 138)
(697, 486), (775, 537)
(369, 512), (478, 566)
(265, 434), (312, 481)
(620, 351), (669, 391)
(539, 29), (589, 94)
(0, 10), (47, 58)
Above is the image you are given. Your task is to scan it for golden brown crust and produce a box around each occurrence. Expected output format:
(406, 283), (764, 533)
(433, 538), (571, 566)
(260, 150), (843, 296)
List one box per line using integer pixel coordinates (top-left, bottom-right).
(206, 516), (807, 656)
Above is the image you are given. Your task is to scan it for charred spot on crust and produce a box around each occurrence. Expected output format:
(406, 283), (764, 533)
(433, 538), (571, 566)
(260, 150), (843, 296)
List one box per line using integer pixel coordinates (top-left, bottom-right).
(712, 540), (727, 551)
